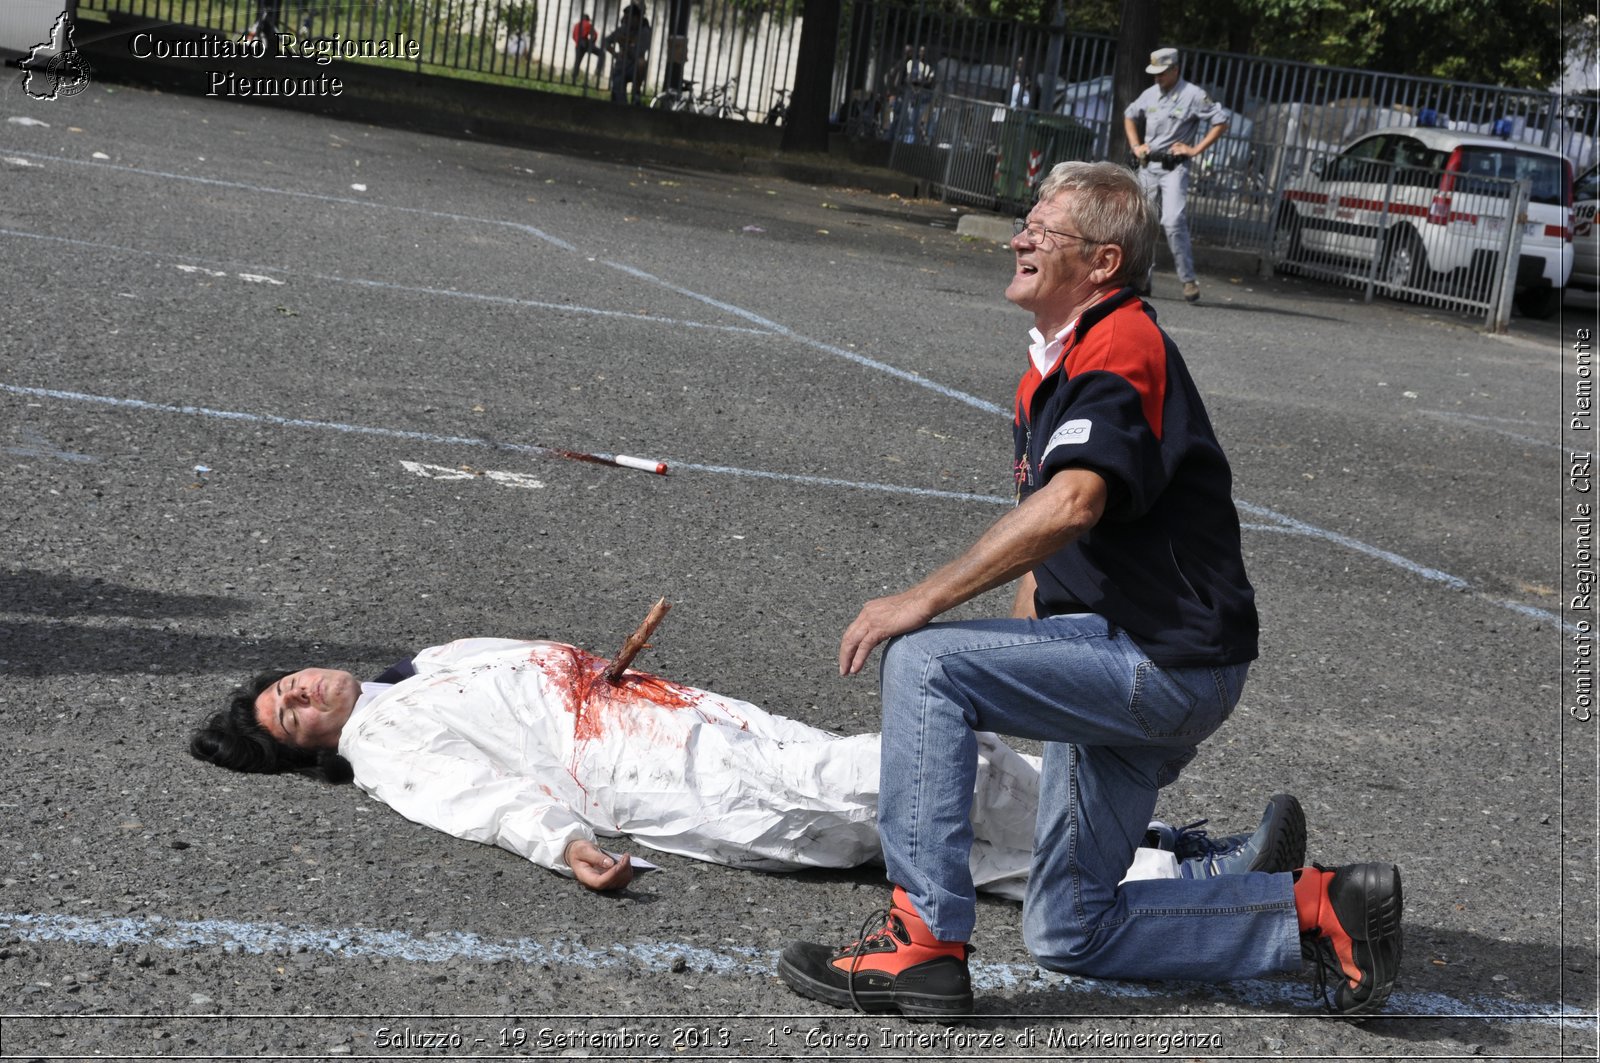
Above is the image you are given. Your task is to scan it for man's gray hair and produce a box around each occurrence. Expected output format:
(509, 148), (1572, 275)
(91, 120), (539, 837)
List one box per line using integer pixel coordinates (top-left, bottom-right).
(1034, 161), (1157, 285)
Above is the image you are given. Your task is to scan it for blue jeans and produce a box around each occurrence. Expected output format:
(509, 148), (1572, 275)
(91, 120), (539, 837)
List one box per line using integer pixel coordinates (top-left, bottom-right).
(877, 613), (1301, 981)
(610, 58), (642, 104)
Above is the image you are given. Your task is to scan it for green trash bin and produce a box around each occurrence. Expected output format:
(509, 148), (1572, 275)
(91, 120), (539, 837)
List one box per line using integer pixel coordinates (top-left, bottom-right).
(994, 111), (1096, 207)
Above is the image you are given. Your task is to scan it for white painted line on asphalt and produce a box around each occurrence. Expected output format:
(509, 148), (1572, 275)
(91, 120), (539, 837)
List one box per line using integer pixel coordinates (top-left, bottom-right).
(1, 382), (1570, 631)
(326, 271), (774, 336)
(174, 263), (286, 286)
(401, 459), (545, 490)
(0, 384), (1001, 505)
(0, 153), (1562, 630)
(0, 228), (776, 339)
(1421, 408), (1577, 454)
(603, 259), (1008, 417)
(1241, 503), (1568, 631)
(1431, 412), (1546, 428)
(0, 149), (581, 251)
(0, 150), (1002, 414)
(667, 458), (1007, 502)
(4, 427), (97, 464)
(1236, 500), (1468, 590)
(0, 911), (1585, 1028)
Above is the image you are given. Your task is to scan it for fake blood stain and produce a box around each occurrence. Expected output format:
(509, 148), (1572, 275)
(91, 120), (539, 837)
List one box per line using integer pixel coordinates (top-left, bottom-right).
(533, 644), (704, 742)
(531, 644), (752, 795)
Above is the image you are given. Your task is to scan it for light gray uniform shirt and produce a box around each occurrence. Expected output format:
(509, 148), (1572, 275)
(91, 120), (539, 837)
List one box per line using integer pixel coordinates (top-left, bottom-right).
(1124, 78), (1230, 154)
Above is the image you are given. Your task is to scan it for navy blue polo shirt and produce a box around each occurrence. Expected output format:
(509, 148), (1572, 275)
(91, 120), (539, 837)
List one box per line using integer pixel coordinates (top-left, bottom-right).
(1012, 288), (1258, 666)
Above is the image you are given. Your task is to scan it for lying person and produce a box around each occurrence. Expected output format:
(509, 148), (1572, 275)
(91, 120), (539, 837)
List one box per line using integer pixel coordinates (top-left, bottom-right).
(190, 637), (1303, 893)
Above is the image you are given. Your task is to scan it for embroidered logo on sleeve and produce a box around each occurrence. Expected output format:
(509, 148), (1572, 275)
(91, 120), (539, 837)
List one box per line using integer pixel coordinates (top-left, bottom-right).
(1042, 419), (1092, 459)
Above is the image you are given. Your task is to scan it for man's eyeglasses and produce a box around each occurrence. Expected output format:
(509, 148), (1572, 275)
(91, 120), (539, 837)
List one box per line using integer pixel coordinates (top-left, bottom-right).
(1012, 218), (1102, 249)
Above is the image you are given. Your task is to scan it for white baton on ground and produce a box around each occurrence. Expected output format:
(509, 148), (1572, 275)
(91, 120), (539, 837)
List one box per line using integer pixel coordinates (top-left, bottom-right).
(613, 454), (668, 475)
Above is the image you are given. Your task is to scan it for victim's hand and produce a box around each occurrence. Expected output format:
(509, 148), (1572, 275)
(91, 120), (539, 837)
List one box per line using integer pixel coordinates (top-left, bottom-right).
(564, 839), (635, 891)
(838, 592), (935, 676)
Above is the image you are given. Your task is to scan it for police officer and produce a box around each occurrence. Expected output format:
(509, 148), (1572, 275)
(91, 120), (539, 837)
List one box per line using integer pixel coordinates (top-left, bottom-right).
(1123, 47), (1229, 303)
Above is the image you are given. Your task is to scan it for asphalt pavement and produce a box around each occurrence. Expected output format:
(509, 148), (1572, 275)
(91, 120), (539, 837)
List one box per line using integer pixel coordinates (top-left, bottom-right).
(1, 79), (1595, 1060)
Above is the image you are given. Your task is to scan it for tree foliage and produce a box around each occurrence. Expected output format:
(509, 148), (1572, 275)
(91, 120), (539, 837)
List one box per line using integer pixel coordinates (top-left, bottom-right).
(917, 0), (1585, 90)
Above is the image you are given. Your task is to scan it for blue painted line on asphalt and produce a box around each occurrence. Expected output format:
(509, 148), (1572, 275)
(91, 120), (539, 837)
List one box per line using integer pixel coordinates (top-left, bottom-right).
(2, 382), (1570, 631)
(1479, 596), (1570, 626)
(0, 150), (580, 251)
(0, 152), (1564, 632)
(322, 273), (775, 336)
(1421, 408), (1579, 455)
(1239, 503), (1570, 631)
(1236, 500), (1469, 589)
(0, 911), (1585, 1029)
(0, 227), (773, 338)
(2, 144), (1578, 1034)
(0, 383), (592, 457)
(5, 427), (97, 463)
(1, 149), (1003, 416)
(670, 459), (1006, 503)
(0, 384), (1001, 505)
(603, 261), (1008, 417)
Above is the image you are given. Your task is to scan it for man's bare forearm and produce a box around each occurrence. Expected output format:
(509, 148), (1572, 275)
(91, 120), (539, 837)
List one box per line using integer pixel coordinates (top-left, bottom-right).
(838, 468), (1105, 674)
(907, 473), (1102, 612)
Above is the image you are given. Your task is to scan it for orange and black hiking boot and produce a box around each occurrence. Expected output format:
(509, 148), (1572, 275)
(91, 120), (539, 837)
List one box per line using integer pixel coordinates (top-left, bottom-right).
(778, 886), (972, 1019)
(1299, 863), (1404, 1016)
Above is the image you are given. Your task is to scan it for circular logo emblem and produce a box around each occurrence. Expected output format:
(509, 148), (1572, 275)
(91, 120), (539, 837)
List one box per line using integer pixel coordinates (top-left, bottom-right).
(46, 51), (93, 97)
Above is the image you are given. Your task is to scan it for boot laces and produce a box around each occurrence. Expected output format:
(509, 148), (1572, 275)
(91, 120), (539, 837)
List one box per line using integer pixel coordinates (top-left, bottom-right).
(1303, 930), (1355, 1013)
(839, 906), (895, 1013)
(1171, 818), (1228, 857)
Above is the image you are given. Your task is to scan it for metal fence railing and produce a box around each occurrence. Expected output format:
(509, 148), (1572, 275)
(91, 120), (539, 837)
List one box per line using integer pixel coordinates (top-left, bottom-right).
(884, 94), (1098, 209)
(839, 1), (1597, 258)
(1267, 147), (1541, 330)
(76, 0), (802, 121)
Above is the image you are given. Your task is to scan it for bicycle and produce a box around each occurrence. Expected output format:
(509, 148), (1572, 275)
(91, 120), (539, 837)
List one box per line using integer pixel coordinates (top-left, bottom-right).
(241, 0), (284, 54)
(651, 79), (699, 112)
(764, 87), (790, 127)
(696, 77), (746, 120)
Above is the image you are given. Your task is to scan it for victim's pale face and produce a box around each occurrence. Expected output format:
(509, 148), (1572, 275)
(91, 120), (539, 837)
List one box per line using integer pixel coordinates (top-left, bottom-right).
(254, 668), (360, 750)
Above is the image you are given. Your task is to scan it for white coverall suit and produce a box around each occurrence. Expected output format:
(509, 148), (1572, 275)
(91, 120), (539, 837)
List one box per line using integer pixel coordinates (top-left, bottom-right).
(338, 639), (1054, 898)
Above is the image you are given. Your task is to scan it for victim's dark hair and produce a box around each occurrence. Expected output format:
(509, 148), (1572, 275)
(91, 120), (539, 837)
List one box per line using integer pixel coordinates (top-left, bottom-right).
(188, 671), (354, 784)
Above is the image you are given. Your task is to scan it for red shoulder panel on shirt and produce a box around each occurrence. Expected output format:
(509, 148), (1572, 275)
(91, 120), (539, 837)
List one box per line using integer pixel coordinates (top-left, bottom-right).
(1064, 303), (1168, 438)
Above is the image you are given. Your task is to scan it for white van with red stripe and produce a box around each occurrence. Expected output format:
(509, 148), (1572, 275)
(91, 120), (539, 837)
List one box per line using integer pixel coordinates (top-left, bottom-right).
(1572, 163), (1599, 291)
(1274, 126), (1574, 318)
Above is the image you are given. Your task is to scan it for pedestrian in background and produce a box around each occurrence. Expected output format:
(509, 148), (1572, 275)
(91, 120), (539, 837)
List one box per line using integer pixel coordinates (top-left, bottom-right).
(605, 3), (652, 105)
(903, 45), (936, 142)
(1123, 47), (1229, 303)
(1009, 54), (1033, 110)
(572, 13), (605, 80)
